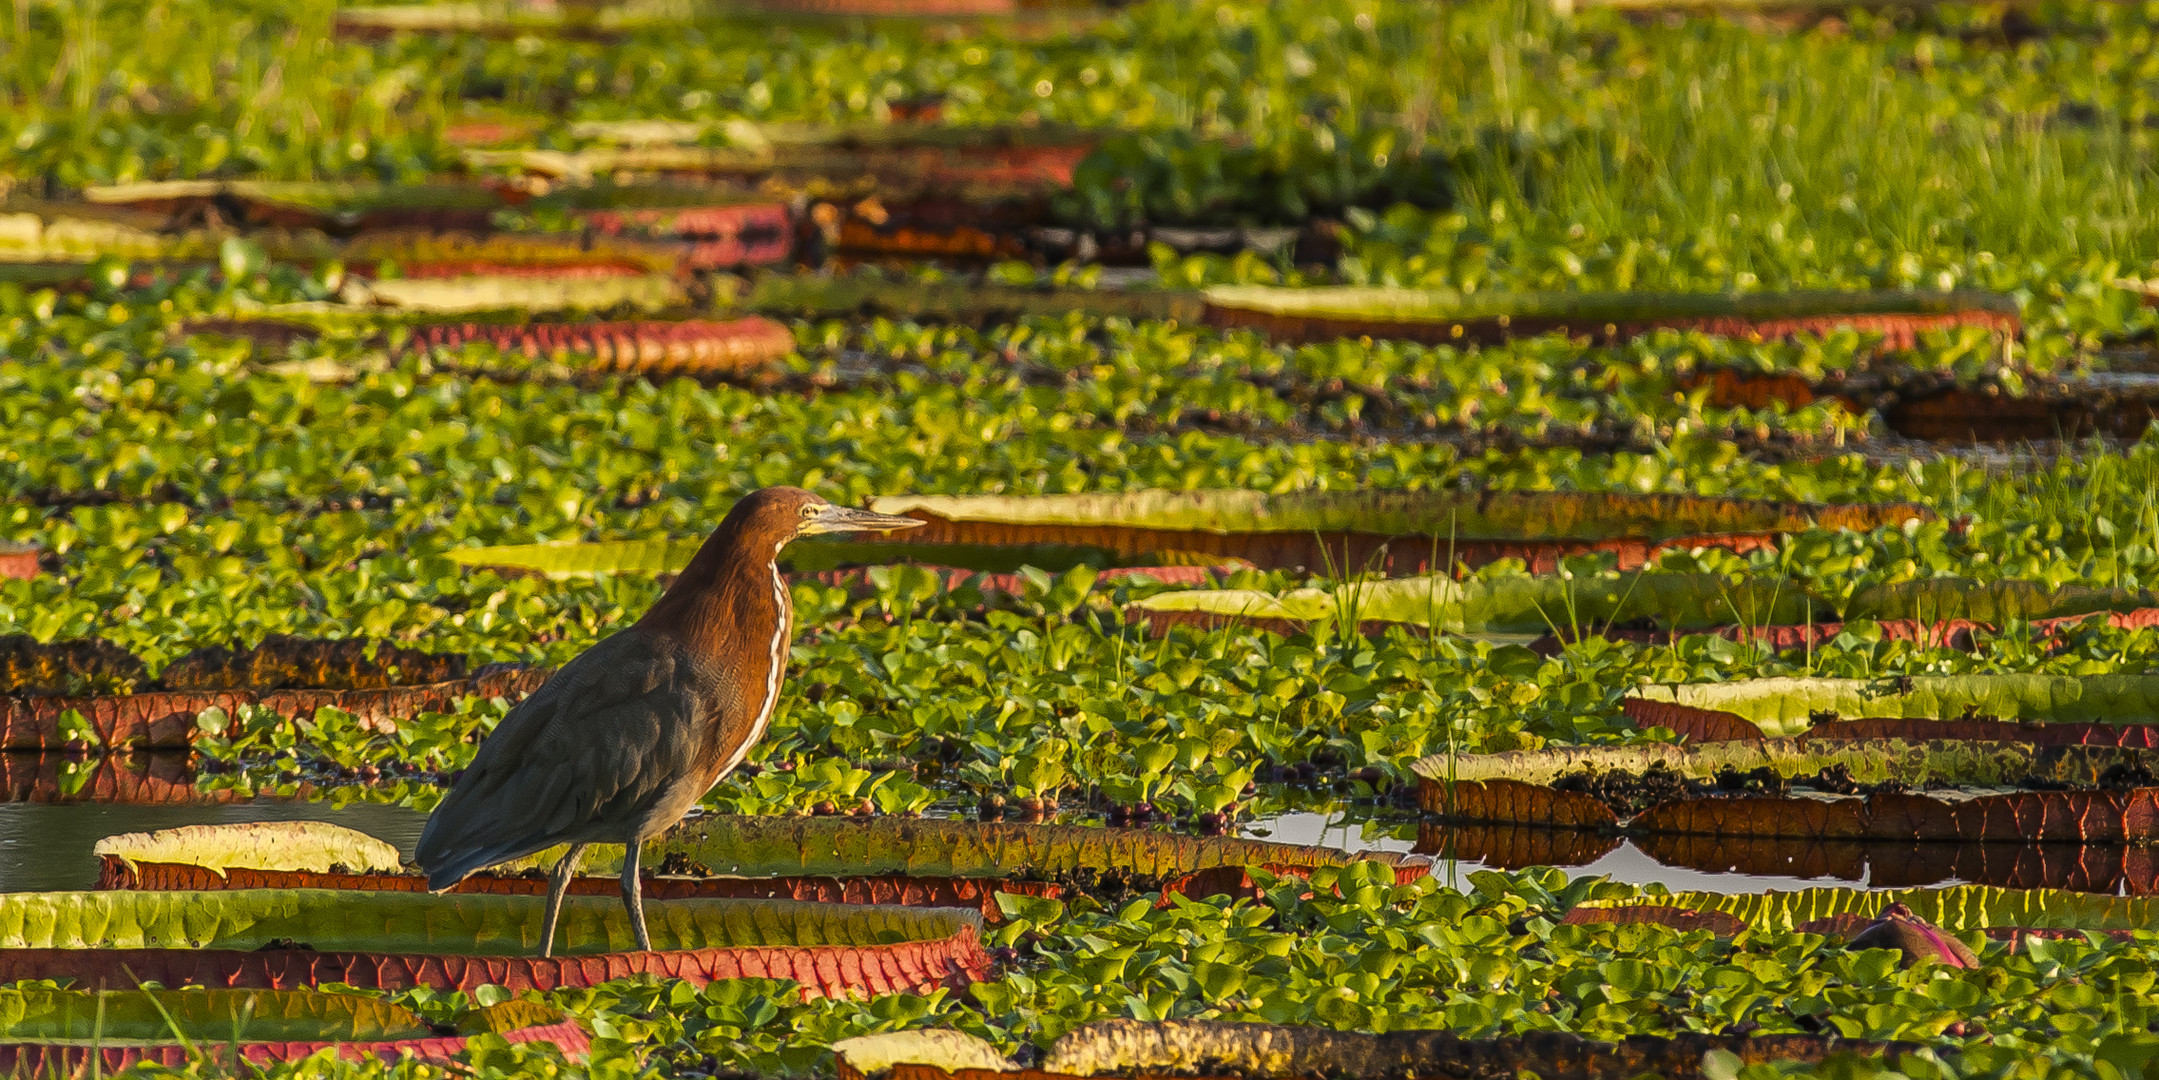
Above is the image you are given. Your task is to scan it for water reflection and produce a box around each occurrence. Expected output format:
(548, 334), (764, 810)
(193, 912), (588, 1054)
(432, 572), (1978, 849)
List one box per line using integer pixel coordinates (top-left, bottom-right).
(1416, 821), (2159, 895)
(0, 753), (224, 805)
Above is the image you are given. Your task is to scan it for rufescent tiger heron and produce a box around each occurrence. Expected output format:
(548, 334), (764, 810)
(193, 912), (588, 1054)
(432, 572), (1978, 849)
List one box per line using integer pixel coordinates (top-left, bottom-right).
(414, 487), (925, 957)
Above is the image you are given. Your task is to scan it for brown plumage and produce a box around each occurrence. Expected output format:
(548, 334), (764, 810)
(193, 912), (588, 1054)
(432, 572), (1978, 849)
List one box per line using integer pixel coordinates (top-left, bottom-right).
(414, 487), (924, 956)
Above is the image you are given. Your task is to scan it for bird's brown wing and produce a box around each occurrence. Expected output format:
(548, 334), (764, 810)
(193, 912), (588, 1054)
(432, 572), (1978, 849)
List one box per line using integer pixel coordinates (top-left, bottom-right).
(414, 630), (707, 888)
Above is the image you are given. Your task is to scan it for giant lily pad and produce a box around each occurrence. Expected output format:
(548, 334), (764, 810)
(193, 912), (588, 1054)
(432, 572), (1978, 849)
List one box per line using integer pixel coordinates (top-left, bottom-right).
(401, 317), (797, 379)
(0, 666), (549, 750)
(94, 819), (1424, 917)
(82, 180), (504, 233)
(858, 490), (1927, 576)
(0, 991), (585, 1073)
(1202, 285), (2020, 349)
(833, 1020), (1903, 1080)
(1413, 739), (2159, 843)
(447, 537), (1227, 578)
(347, 271), (687, 314)
(1629, 675), (2159, 738)
(447, 490), (1928, 580)
(79, 181), (789, 270)
(0, 890), (988, 995)
(1844, 578), (2159, 625)
(94, 822), (404, 878)
(738, 274), (1207, 325)
(1130, 572), (1822, 641)
(463, 125), (1097, 193)
(1622, 697), (2159, 748)
(1565, 884), (2159, 939)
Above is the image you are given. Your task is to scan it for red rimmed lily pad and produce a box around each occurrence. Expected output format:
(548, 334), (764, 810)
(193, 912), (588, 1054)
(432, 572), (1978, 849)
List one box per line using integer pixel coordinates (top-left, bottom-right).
(92, 818), (1425, 919)
(1629, 674), (2159, 739)
(401, 317), (797, 379)
(462, 127), (1098, 194)
(1623, 697), (2159, 748)
(0, 666), (550, 749)
(581, 202), (794, 269)
(0, 890), (989, 995)
(1694, 366), (2159, 443)
(0, 542), (36, 581)
(1563, 884), (2159, 946)
(857, 490), (1927, 576)
(1128, 571), (1821, 642)
(1200, 285), (2020, 349)
(449, 534), (1245, 580)
(0, 992), (584, 1076)
(832, 1020), (1908, 1080)
(1413, 739), (2159, 844)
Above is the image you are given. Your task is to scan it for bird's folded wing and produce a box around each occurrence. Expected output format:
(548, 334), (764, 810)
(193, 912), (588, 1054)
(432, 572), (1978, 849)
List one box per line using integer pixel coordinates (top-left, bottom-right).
(415, 631), (701, 883)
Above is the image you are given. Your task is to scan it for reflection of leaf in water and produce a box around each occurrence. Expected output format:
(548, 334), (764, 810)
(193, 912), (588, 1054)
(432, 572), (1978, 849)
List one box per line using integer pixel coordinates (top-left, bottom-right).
(53, 709), (102, 751)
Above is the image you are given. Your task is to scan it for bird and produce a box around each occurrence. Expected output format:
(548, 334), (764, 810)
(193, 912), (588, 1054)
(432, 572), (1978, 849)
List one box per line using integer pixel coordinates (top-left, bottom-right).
(414, 486), (925, 957)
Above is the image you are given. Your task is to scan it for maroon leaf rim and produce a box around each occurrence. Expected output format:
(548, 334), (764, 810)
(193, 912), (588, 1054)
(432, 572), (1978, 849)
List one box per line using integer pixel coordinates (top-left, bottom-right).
(400, 318), (796, 378)
(1561, 904), (2144, 945)
(0, 926), (990, 995)
(95, 862), (1422, 919)
(0, 667), (551, 750)
(898, 513), (1780, 576)
(0, 1014), (588, 1074)
(1203, 304), (2020, 350)
(1619, 697), (2159, 748)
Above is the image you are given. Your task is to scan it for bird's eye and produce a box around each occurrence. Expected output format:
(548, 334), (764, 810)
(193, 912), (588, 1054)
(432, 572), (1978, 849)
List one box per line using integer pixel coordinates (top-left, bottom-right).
(800, 503), (817, 518)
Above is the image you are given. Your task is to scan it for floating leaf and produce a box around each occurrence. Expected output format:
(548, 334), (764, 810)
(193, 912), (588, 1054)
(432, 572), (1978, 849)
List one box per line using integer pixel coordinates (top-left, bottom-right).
(868, 490), (1926, 542)
(0, 667), (550, 749)
(0, 987), (430, 1042)
(532, 816), (1421, 882)
(101, 860), (1060, 920)
(834, 1019), (1905, 1080)
(94, 823), (403, 878)
(1844, 578), (2159, 625)
(1631, 675), (2159, 737)
(1203, 285), (2020, 348)
(403, 317), (796, 378)
(1410, 739), (2158, 789)
(448, 537), (1222, 578)
(0, 993), (585, 1072)
(1570, 885), (2159, 934)
(350, 273), (686, 314)
(741, 274), (1206, 324)
(0, 890), (987, 994)
(1131, 573), (1824, 639)
(1415, 740), (2159, 843)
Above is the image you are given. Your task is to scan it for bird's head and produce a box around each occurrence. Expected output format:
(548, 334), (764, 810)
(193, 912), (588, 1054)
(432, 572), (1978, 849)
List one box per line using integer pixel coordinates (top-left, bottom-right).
(727, 486), (926, 546)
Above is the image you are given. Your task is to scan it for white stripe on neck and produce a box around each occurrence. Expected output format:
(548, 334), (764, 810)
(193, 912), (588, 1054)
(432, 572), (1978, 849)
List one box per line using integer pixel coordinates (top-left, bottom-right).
(720, 542), (789, 777)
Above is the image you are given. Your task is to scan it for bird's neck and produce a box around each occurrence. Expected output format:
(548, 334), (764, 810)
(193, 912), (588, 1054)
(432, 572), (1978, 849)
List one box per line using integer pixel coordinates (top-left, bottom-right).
(638, 530), (794, 661)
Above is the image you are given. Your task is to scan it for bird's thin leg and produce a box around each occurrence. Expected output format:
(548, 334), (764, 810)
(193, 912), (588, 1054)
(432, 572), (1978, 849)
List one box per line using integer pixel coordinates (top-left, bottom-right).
(620, 840), (652, 952)
(539, 843), (588, 960)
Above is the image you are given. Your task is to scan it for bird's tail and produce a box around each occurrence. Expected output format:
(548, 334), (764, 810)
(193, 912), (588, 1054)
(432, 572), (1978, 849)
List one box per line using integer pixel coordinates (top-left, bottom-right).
(418, 842), (534, 892)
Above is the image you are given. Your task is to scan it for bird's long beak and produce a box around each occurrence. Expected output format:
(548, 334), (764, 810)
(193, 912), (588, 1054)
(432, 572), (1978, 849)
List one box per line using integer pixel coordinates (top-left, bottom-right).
(802, 503), (928, 537)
